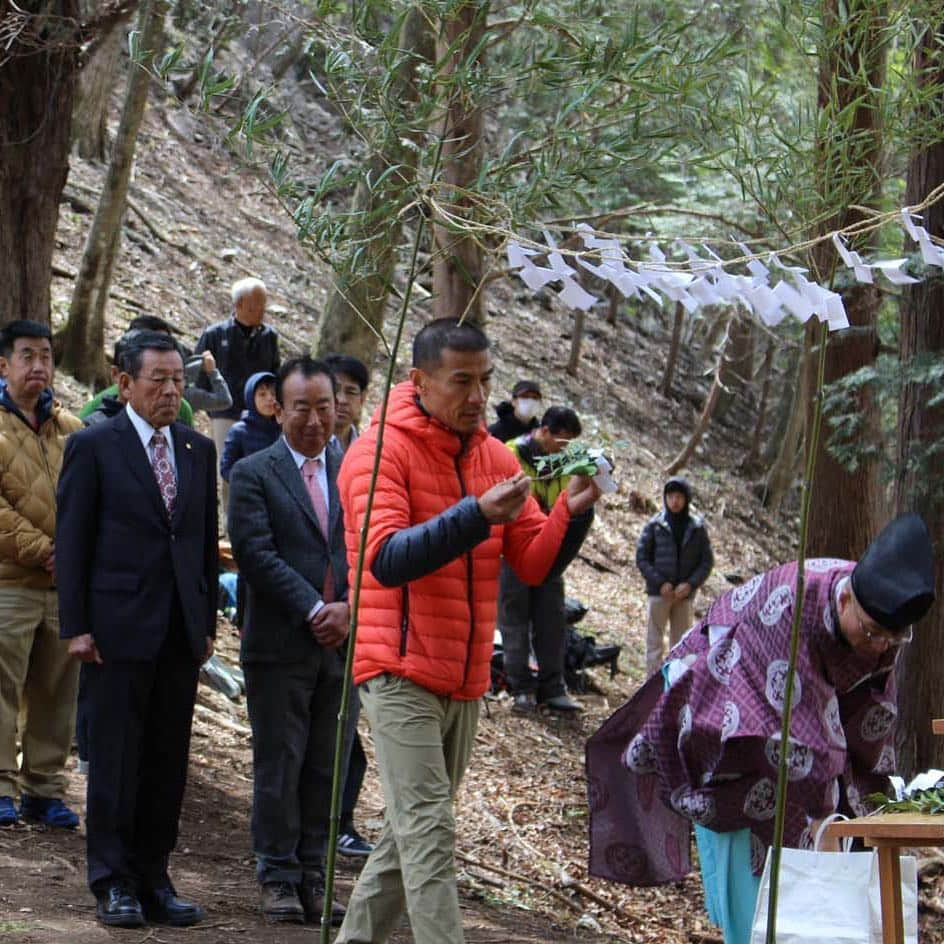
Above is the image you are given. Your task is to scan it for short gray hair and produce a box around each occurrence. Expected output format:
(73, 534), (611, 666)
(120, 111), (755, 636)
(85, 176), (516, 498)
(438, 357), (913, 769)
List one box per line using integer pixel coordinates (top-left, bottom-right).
(231, 277), (267, 305)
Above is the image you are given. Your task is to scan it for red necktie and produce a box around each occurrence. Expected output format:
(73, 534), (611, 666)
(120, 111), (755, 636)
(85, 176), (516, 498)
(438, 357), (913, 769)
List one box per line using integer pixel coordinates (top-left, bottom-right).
(150, 432), (177, 517)
(302, 458), (334, 602)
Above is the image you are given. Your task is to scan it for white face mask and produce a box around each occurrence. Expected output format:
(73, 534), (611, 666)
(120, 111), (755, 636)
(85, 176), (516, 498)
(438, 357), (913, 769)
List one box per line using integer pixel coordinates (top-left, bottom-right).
(514, 398), (543, 422)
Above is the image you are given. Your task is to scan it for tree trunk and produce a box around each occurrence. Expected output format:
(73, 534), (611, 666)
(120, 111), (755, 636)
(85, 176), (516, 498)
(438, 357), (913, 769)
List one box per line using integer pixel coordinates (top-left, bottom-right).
(60, 0), (165, 384)
(72, 3), (125, 161)
(894, 21), (944, 779)
(605, 285), (619, 325)
(763, 341), (809, 511)
(660, 302), (684, 397)
(744, 338), (776, 468)
(566, 309), (585, 377)
(431, 1), (488, 325)
(664, 312), (730, 475)
(804, 0), (886, 559)
(315, 6), (434, 363)
(698, 306), (727, 357)
(665, 374), (723, 477)
(714, 314), (753, 424)
(0, 1), (81, 327)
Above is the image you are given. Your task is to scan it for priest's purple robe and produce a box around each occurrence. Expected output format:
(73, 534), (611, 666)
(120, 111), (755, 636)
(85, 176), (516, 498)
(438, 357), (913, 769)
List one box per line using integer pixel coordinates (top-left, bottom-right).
(587, 560), (898, 884)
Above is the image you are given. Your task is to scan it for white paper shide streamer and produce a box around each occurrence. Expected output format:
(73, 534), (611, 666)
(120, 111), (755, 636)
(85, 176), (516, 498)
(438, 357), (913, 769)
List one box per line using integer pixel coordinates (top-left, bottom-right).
(507, 210), (944, 334)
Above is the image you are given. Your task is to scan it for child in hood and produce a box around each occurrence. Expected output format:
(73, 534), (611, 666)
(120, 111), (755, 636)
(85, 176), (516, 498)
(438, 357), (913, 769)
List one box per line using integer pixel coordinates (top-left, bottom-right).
(219, 372), (279, 482)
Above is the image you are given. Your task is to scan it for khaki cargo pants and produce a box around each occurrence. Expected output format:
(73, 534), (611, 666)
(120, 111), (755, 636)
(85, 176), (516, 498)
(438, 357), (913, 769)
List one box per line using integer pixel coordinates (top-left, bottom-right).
(336, 673), (479, 944)
(645, 595), (695, 677)
(0, 587), (79, 799)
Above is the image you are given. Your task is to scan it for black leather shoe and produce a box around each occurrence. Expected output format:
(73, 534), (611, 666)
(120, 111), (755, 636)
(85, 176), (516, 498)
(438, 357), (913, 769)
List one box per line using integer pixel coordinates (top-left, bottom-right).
(95, 885), (145, 928)
(140, 886), (205, 927)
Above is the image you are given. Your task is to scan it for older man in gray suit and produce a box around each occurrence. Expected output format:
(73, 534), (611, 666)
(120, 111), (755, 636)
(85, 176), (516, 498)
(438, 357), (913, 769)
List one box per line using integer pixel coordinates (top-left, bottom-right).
(228, 356), (348, 927)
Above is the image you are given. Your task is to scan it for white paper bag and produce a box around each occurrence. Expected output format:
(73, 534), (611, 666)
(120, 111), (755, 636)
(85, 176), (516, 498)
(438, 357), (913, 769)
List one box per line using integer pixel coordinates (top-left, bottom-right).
(750, 846), (874, 944)
(749, 846), (918, 944)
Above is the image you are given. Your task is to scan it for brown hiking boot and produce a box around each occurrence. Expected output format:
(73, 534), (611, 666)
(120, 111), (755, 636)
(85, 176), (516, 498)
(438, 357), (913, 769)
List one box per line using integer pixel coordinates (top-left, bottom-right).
(260, 881), (305, 924)
(297, 877), (346, 926)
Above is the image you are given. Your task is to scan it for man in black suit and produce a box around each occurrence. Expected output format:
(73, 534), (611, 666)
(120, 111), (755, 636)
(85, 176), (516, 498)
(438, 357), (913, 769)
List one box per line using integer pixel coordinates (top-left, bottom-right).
(56, 332), (218, 929)
(228, 356), (349, 926)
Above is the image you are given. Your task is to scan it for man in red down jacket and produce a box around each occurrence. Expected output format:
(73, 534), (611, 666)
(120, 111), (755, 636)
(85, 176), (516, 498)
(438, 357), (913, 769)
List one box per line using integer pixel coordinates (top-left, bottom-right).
(336, 318), (601, 944)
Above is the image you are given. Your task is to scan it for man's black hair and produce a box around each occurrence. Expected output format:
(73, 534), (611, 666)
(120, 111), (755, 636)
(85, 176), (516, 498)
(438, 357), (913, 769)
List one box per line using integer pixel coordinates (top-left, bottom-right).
(412, 318), (489, 371)
(275, 355), (337, 405)
(540, 406), (582, 437)
(512, 379), (542, 398)
(0, 320), (51, 358)
(118, 331), (180, 378)
(324, 353), (369, 391)
(114, 328), (145, 365)
(128, 315), (175, 335)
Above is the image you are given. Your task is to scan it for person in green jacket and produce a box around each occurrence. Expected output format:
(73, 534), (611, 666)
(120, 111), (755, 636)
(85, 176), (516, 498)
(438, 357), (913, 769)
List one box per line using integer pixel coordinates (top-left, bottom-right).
(500, 406), (588, 713)
(79, 321), (194, 427)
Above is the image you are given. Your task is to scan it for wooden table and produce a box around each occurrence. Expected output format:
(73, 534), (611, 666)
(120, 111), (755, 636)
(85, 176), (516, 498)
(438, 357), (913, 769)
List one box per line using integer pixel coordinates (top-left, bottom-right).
(826, 812), (944, 944)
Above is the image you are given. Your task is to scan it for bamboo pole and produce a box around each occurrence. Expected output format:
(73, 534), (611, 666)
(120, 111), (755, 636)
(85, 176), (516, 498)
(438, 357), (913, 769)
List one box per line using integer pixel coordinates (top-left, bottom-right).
(764, 321), (830, 944)
(319, 219), (426, 937)
(320, 145), (447, 941)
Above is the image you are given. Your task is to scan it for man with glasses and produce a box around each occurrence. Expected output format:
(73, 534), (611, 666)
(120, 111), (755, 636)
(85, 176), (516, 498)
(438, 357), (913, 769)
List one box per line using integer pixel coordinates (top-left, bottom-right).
(588, 513), (935, 944)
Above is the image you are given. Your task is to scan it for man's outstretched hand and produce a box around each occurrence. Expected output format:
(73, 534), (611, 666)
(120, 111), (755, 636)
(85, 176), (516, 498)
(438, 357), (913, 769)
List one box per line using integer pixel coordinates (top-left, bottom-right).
(478, 474), (531, 524)
(566, 474), (602, 516)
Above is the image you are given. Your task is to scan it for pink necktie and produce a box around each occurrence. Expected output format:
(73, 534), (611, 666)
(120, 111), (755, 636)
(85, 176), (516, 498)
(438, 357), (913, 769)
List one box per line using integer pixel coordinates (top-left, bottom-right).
(150, 432), (177, 517)
(302, 458), (334, 602)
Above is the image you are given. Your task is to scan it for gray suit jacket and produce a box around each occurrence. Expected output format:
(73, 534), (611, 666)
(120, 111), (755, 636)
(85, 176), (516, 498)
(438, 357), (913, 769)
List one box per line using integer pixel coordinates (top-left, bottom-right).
(228, 437), (348, 664)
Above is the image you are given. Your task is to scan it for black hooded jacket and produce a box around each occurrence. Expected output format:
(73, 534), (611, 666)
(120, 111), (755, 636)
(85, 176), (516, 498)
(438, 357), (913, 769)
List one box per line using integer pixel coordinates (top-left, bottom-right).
(635, 477), (713, 596)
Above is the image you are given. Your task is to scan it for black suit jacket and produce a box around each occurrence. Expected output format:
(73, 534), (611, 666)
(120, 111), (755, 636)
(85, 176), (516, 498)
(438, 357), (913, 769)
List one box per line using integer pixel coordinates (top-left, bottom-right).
(56, 410), (219, 662)
(228, 438), (348, 664)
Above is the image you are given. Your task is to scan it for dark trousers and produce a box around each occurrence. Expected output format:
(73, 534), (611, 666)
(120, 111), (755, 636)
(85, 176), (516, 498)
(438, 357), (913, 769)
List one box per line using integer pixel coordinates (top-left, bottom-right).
(75, 663), (90, 762)
(340, 689), (367, 830)
(85, 614), (198, 893)
(498, 561), (566, 700)
(244, 648), (343, 884)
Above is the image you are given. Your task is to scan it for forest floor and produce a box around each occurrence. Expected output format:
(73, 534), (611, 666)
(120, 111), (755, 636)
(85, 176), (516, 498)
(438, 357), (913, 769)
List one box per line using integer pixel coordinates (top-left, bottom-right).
(2, 74), (944, 941)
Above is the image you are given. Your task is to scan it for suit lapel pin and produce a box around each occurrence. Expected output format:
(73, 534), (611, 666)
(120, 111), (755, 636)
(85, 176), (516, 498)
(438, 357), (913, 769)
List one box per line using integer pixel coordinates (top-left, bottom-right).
(185, 442), (192, 450)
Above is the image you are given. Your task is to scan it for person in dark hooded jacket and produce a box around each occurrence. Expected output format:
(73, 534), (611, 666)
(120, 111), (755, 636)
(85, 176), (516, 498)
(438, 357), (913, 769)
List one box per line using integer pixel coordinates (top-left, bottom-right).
(487, 379), (543, 442)
(635, 476), (713, 675)
(219, 372), (279, 482)
(219, 372), (280, 634)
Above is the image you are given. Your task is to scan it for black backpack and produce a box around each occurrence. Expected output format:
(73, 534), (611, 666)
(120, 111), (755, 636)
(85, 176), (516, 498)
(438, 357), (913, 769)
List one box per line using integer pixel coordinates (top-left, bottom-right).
(490, 598), (621, 695)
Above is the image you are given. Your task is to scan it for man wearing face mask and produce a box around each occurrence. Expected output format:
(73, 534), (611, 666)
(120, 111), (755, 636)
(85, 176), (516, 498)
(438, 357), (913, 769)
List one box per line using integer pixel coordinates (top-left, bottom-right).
(487, 379), (543, 442)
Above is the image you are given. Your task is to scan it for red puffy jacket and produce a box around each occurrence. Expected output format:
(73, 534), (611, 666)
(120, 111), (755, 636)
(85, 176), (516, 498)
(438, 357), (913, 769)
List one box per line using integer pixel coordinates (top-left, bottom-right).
(339, 382), (573, 699)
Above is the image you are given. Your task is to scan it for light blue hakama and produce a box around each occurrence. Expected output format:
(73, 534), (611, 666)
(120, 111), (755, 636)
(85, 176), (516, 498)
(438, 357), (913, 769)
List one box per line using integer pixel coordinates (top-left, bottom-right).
(694, 825), (761, 944)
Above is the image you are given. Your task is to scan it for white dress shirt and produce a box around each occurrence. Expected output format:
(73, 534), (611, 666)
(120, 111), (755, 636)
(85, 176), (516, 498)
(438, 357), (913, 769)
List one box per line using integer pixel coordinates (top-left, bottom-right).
(126, 403), (177, 475)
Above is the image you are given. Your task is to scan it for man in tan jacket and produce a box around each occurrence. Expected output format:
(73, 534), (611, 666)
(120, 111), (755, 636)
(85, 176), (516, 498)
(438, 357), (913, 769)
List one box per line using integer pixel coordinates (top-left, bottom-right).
(0, 320), (83, 827)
